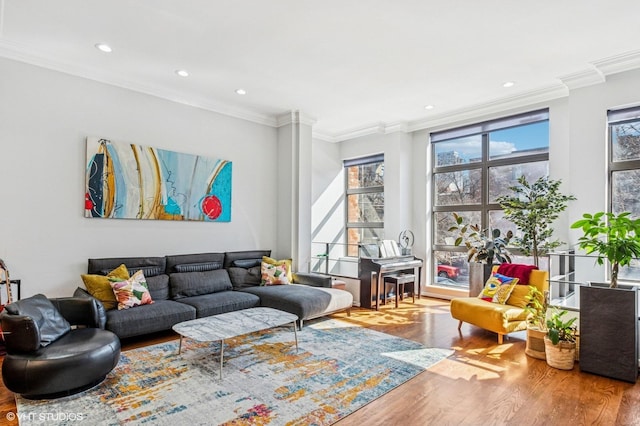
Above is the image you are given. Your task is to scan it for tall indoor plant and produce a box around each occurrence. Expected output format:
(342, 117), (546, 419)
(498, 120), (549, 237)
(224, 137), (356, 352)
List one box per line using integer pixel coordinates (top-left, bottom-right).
(570, 211), (640, 382)
(496, 176), (575, 267)
(570, 211), (640, 288)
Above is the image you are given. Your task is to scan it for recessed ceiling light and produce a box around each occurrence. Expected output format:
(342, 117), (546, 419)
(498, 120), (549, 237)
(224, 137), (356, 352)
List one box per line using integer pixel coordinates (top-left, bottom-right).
(424, 104), (435, 110)
(235, 89), (247, 95)
(503, 81), (515, 88)
(95, 43), (112, 53)
(175, 69), (190, 77)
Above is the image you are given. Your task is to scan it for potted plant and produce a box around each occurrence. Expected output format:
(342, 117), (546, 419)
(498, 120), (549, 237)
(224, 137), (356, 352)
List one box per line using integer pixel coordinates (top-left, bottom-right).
(496, 176), (576, 267)
(544, 308), (577, 370)
(523, 285), (548, 360)
(449, 213), (513, 296)
(570, 211), (640, 382)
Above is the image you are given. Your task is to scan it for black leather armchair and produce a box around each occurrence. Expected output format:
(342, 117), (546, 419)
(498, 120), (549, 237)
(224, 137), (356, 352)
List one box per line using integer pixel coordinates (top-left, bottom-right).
(1, 294), (121, 399)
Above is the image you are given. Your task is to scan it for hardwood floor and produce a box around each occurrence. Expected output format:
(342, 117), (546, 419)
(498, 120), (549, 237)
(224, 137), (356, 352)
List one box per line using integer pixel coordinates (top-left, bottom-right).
(2, 297), (639, 425)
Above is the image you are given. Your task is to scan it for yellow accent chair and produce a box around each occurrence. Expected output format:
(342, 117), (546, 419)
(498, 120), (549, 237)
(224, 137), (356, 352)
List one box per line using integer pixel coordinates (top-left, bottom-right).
(450, 267), (549, 344)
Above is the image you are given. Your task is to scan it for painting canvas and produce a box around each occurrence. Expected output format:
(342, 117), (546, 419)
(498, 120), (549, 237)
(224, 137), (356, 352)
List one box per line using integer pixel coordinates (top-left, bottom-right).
(85, 137), (232, 222)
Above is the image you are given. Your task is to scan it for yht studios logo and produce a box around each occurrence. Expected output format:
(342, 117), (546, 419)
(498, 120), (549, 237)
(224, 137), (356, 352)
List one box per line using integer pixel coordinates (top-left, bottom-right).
(6, 411), (85, 422)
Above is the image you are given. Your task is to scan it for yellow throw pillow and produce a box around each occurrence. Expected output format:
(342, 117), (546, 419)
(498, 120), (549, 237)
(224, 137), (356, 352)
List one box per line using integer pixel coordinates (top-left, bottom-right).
(81, 264), (130, 310)
(492, 281), (518, 304)
(506, 285), (530, 308)
(262, 256), (293, 283)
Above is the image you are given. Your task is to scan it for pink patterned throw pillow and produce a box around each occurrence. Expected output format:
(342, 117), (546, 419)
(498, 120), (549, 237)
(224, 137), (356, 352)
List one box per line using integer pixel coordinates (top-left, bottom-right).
(261, 262), (290, 285)
(109, 270), (154, 310)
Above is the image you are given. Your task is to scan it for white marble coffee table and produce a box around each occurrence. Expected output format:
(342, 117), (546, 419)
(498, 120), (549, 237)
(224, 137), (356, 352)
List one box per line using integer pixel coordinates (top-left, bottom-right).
(172, 307), (299, 379)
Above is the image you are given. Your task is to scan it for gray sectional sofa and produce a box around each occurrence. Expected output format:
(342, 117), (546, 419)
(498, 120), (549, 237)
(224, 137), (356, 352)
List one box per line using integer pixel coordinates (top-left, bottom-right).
(74, 250), (353, 339)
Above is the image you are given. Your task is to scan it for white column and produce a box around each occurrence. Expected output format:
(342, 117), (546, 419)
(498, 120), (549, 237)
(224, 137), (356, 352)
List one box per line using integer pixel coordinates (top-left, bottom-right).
(276, 111), (315, 271)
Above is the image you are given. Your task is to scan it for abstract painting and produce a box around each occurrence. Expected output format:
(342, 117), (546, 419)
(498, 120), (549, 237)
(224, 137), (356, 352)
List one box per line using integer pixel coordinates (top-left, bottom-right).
(85, 137), (232, 222)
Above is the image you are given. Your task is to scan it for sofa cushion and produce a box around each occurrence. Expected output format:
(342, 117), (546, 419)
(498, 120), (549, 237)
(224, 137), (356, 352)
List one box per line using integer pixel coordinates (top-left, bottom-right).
(227, 266), (262, 288)
(109, 270), (154, 310)
(123, 265), (164, 277)
(88, 257), (166, 276)
(81, 263), (130, 310)
(231, 258), (262, 268)
(238, 284), (334, 320)
(142, 274), (168, 301)
(5, 294), (71, 347)
(450, 296), (530, 334)
(170, 269), (233, 299)
(105, 300), (196, 339)
(165, 253), (225, 273)
(174, 262), (222, 273)
(506, 284), (531, 308)
(175, 291), (260, 318)
(223, 250), (271, 268)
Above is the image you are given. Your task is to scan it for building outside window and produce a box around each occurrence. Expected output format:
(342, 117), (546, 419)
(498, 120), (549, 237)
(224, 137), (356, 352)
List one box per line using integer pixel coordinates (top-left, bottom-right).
(608, 106), (640, 281)
(345, 154), (384, 257)
(431, 110), (550, 290)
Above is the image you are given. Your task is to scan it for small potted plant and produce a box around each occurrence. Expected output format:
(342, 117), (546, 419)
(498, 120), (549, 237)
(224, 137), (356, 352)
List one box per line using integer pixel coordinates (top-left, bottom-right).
(570, 211), (640, 382)
(544, 308), (577, 370)
(449, 212), (513, 296)
(523, 285), (548, 360)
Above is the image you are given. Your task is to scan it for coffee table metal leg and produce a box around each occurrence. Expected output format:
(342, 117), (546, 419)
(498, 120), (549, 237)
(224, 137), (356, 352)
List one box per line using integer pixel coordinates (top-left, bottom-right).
(178, 336), (183, 354)
(292, 321), (298, 352)
(219, 339), (224, 380)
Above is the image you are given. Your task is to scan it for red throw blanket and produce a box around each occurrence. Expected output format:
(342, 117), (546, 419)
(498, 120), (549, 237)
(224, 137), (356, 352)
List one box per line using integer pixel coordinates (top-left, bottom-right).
(497, 263), (538, 285)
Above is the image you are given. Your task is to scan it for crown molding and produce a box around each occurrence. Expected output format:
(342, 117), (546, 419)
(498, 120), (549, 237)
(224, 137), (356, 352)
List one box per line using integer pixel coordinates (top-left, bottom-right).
(559, 68), (605, 90)
(0, 38), (278, 128)
(276, 111), (316, 127)
(406, 84), (568, 133)
(592, 49), (640, 76)
(324, 121), (409, 143)
(311, 130), (337, 143)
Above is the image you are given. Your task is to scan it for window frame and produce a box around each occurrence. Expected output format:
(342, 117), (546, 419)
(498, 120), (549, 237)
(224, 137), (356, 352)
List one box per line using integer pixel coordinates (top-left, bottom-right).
(344, 154), (385, 256)
(430, 110), (550, 287)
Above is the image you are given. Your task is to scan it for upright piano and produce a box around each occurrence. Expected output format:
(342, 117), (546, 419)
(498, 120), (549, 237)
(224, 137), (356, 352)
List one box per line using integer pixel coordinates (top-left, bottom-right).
(359, 255), (423, 309)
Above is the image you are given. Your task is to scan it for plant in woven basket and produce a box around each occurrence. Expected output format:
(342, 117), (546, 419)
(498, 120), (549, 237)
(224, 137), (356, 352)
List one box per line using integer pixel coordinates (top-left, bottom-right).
(524, 285), (548, 331)
(546, 308), (577, 345)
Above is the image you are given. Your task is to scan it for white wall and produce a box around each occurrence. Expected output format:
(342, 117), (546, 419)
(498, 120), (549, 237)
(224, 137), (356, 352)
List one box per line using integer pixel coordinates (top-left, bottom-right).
(566, 68), (640, 244)
(0, 58), (279, 298)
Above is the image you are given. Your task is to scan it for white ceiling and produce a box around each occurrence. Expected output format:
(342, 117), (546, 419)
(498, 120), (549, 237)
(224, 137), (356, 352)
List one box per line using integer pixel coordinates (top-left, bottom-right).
(2, 0), (640, 141)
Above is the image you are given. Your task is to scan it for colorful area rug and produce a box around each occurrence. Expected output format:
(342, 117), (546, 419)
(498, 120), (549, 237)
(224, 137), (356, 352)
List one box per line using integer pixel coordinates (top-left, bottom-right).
(16, 319), (452, 425)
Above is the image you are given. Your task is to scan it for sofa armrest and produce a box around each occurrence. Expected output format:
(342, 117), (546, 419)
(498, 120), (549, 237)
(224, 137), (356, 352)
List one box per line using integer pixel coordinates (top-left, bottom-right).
(72, 288), (108, 329)
(50, 297), (104, 329)
(0, 311), (41, 352)
(292, 272), (332, 288)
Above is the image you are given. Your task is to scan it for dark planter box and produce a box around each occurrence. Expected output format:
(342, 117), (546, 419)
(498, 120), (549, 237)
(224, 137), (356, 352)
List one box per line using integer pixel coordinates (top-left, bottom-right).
(468, 263), (494, 297)
(579, 283), (638, 383)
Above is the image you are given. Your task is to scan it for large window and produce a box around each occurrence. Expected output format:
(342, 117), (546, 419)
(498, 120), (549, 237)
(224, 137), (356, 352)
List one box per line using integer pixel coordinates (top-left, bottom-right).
(431, 110), (549, 289)
(608, 106), (640, 281)
(345, 154), (384, 257)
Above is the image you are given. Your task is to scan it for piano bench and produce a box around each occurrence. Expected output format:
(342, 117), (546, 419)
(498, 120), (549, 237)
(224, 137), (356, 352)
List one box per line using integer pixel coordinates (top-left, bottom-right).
(383, 274), (415, 308)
